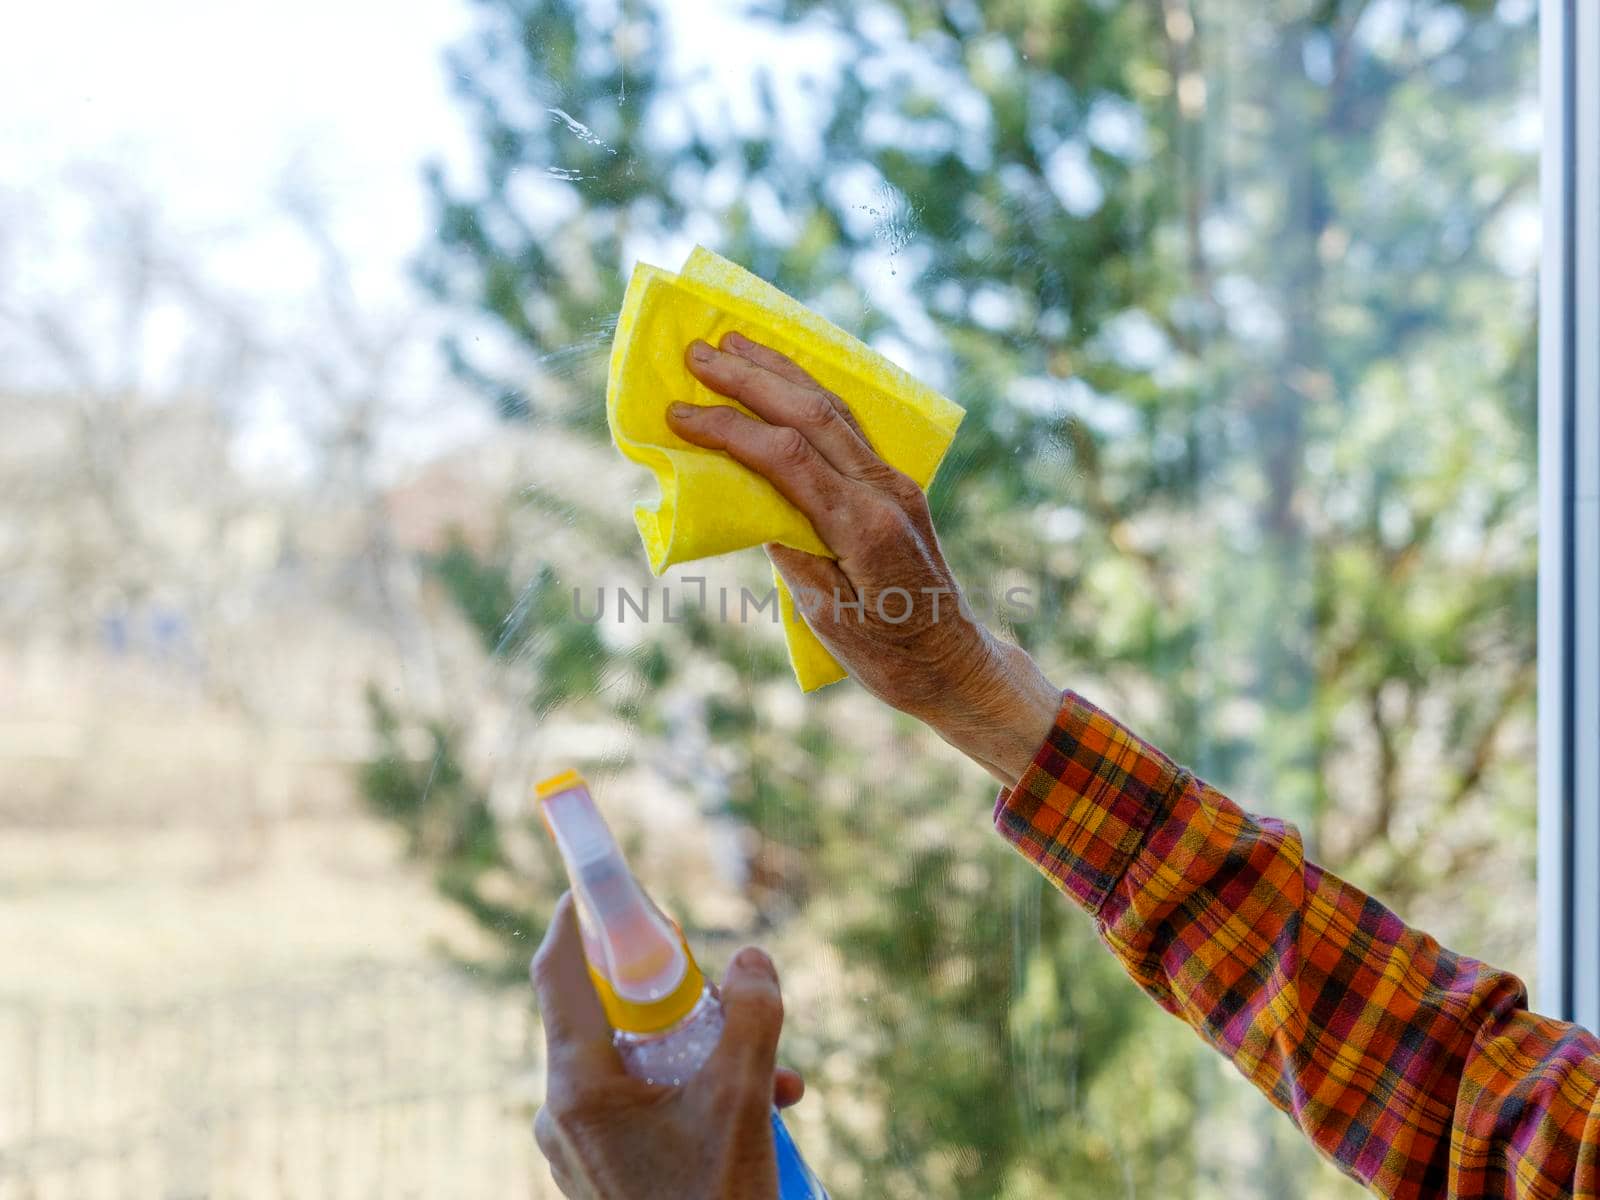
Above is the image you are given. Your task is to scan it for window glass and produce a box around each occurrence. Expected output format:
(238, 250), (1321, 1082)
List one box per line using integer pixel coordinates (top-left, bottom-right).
(0, 1), (1538, 1196)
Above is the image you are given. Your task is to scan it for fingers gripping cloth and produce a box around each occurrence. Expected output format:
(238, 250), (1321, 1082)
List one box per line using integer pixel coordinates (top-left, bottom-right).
(606, 246), (966, 691)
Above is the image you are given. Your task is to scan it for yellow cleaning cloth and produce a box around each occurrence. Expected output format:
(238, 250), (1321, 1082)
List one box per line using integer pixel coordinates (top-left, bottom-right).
(606, 246), (965, 691)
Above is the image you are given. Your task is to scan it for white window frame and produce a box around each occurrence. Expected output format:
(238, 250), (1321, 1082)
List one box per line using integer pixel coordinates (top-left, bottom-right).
(1538, 0), (1600, 1029)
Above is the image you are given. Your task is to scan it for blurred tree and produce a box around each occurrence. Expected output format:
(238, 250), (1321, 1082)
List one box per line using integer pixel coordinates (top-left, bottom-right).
(376, 0), (1538, 1195)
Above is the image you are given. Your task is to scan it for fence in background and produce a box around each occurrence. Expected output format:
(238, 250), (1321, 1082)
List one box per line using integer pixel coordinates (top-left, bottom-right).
(0, 966), (547, 1199)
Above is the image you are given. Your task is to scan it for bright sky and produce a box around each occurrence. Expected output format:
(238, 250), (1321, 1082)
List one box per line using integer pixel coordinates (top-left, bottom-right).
(0, 0), (851, 476)
(0, 0), (490, 477)
(0, 0), (478, 302)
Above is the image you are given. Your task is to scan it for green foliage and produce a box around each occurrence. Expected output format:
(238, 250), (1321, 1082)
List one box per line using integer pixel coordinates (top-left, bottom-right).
(362, 686), (537, 970)
(431, 531), (614, 710)
(372, 0), (1539, 1195)
(361, 687), (489, 857)
(430, 532), (519, 652)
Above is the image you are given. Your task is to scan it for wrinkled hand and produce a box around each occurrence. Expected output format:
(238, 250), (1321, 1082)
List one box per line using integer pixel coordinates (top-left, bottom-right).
(668, 331), (1058, 786)
(531, 893), (801, 1200)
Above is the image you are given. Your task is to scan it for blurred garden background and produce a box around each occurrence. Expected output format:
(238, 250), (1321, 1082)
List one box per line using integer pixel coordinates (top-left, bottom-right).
(0, 0), (1539, 1196)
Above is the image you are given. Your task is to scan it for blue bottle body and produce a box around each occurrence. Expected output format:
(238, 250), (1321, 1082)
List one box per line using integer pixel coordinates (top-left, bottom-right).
(770, 1108), (830, 1199)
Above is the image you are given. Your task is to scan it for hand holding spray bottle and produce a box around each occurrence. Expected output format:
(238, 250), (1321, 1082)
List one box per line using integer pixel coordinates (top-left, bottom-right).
(535, 770), (830, 1199)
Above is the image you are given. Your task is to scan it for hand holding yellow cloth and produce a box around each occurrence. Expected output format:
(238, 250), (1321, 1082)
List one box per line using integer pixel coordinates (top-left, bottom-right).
(605, 246), (965, 691)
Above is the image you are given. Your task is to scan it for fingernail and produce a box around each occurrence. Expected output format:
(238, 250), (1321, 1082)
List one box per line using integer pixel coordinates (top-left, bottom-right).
(668, 401), (697, 419)
(689, 340), (714, 362)
(732, 946), (774, 976)
(723, 330), (749, 350)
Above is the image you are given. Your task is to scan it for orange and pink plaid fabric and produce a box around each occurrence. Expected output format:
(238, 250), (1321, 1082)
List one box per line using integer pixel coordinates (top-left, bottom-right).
(995, 691), (1600, 1199)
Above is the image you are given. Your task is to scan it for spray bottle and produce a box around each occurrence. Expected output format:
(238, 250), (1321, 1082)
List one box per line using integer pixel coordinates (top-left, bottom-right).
(535, 770), (829, 1199)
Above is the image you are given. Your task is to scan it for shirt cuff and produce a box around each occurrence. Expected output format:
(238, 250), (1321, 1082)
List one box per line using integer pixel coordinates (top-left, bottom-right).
(993, 690), (1184, 918)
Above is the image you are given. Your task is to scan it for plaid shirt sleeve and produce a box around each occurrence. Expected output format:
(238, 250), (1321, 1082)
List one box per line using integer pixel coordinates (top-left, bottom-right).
(995, 690), (1600, 1199)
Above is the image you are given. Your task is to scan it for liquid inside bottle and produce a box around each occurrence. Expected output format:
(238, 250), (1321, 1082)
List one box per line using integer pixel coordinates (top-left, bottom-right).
(614, 986), (725, 1086)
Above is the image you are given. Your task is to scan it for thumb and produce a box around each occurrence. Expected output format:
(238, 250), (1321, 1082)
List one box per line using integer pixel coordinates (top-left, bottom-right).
(767, 545), (858, 650)
(703, 947), (784, 1090)
(767, 546), (852, 618)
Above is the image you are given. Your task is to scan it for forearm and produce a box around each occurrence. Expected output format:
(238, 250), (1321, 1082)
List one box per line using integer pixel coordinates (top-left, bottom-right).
(920, 633), (1060, 788)
(991, 689), (1600, 1199)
